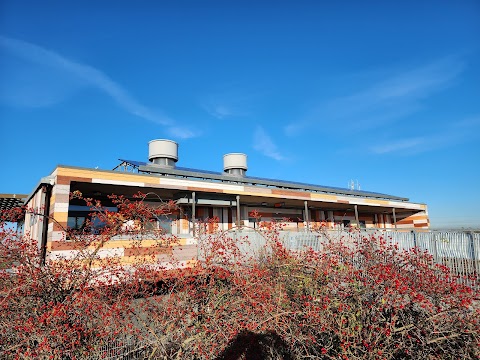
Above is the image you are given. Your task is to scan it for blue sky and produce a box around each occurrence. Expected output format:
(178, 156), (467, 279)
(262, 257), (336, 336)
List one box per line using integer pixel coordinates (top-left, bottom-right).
(1, 1), (479, 228)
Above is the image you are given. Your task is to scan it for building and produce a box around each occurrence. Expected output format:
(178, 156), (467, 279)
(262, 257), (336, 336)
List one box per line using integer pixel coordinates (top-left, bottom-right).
(21, 139), (429, 264)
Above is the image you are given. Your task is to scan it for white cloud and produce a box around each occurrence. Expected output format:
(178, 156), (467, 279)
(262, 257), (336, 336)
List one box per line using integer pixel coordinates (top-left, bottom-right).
(253, 126), (286, 161)
(370, 137), (426, 154)
(284, 56), (466, 136)
(167, 126), (201, 139)
(370, 116), (480, 155)
(0, 35), (198, 139)
(200, 94), (240, 120)
(453, 115), (480, 128)
(199, 88), (262, 119)
(203, 103), (234, 119)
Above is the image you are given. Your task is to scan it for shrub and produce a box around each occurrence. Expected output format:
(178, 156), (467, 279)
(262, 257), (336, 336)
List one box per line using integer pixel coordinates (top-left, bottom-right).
(0, 197), (478, 359)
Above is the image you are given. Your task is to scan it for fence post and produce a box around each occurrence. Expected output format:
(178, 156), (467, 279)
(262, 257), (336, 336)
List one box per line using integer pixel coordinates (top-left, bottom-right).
(468, 231), (476, 260)
(468, 232), (478, 286)
(432, 232), (439, 263)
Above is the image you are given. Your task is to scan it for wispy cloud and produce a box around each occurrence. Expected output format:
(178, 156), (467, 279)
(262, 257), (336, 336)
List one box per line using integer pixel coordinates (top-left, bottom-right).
(199, 88), (261, 119)
(370, 137), (427, 154)
(0, 35), (197, 139)
(370, 114), (480, 155)
(167, 126), (200, 140)
(253, 126), (286, 161)
(202, 102), (236, 119)
(284, 56), (466, 136)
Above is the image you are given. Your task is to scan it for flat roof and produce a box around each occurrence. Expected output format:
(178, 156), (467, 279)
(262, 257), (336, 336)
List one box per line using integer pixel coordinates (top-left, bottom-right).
(115, 159), (409, 202)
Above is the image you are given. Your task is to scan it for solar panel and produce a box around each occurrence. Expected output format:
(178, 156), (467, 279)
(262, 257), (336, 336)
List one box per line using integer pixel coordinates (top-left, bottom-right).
(119, 159), (407, 201)
(176, 166), (224, 176)
(246, 175), (348, 191)
(244, 175), (396, 198)
(118, 159), (147, 167)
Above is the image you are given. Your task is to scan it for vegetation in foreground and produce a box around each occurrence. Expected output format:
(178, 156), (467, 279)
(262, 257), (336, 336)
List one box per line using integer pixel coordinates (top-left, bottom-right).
(0, 193), (478, 359)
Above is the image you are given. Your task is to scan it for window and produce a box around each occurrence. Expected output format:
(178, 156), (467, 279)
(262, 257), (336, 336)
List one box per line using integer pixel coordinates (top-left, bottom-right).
(67, 216), (86, 230)
(157, 214), (177, 234)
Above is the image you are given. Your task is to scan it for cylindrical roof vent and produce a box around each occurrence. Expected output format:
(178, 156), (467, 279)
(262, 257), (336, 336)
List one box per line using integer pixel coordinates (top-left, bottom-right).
(149, 139), (178, 168)
(223, 153), (247, 177)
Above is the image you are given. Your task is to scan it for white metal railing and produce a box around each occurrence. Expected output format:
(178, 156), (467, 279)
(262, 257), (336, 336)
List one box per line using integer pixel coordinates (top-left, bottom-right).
(198, 229), (479, 289)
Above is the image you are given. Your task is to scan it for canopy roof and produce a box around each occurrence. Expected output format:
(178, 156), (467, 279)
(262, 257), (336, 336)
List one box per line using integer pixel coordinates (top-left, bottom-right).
(0, 194), (27, 211)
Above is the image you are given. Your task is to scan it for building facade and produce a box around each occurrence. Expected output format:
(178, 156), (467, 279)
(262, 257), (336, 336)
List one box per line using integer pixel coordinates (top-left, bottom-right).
(22, 139), (429, 264)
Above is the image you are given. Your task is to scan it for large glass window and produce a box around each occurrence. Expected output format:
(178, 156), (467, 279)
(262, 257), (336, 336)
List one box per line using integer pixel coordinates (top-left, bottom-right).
(67, 216), (86, 230)
(157, 214), (178, 234)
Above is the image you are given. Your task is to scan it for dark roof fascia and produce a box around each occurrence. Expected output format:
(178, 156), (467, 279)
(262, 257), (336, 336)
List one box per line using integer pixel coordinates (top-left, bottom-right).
(23, 162), (63, 205)
(137, 164), (409, 202)
(52, 163), (412, 202)
(24, 176), (55, 205)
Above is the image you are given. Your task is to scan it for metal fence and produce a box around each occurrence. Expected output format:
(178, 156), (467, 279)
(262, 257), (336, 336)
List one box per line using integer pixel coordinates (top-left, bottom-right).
(82, 338), (153, 360)
(207, 229), (480, 289)
(84, 230), (479, 360)
(309, 230), (477, 288)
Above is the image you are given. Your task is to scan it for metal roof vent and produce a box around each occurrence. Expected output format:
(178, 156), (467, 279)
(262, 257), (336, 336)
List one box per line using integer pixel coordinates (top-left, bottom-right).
(223, 153), (247, 177)
(148, 139), (178, 168)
